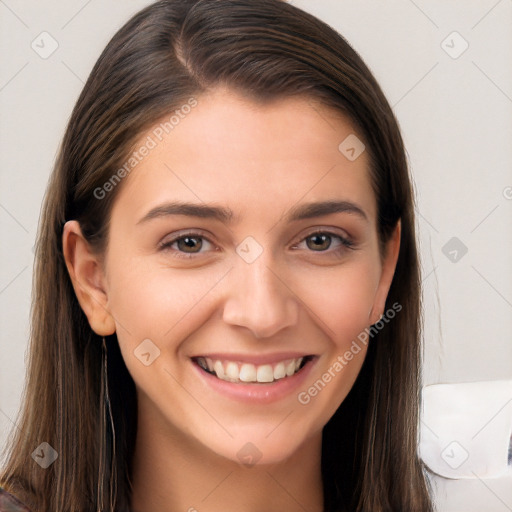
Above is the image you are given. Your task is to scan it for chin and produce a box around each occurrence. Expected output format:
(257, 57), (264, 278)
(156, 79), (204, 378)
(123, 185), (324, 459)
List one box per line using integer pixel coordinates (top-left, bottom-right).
(204, 422), (319, 467)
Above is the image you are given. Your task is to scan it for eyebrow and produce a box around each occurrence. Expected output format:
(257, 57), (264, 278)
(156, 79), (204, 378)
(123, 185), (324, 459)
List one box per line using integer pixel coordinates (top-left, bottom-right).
(136, 199), (368, 225)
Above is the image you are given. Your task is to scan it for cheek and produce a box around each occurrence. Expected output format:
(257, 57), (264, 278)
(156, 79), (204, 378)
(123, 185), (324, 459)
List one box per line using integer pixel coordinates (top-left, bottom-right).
(107, 255), (209, 329)
(292, 258), (381, 342)
(104, 260), (215, 412)
(289, 259), (378, 417)
(292, 263), (377, 425)
(106, 257), (228, 363)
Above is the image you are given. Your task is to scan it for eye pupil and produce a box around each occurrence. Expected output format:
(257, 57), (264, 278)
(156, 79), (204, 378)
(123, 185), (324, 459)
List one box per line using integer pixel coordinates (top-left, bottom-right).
(178, 237), (202, 252)
(307, 234), (331, 251)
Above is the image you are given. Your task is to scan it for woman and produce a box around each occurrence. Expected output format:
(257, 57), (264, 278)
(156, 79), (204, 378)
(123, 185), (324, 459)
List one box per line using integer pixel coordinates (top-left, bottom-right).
(0, 0), (434, 510)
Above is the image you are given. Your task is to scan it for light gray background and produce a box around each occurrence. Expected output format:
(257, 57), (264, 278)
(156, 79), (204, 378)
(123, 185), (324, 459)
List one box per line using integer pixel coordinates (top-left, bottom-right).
(1, 1), (511, 510)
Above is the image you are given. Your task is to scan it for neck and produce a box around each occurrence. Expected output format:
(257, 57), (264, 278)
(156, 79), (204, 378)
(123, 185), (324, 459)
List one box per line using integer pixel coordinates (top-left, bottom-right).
(129, 393), (324, 512)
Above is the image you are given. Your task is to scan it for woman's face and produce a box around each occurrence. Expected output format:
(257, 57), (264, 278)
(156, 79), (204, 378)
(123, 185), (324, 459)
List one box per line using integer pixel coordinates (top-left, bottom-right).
(71, 87), (399, 465)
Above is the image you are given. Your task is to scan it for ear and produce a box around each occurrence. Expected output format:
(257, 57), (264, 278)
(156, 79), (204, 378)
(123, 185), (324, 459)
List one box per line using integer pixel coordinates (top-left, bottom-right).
(62, 220), (116, 336)
(368, 219), (401, 325)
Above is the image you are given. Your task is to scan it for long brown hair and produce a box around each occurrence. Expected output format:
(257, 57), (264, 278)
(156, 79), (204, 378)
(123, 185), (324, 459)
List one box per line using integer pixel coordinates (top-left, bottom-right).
(0, 1), (434, 510)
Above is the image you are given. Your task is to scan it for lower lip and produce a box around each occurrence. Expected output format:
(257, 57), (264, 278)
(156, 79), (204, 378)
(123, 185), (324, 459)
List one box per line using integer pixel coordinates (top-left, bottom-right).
(191, 357), (317, 404)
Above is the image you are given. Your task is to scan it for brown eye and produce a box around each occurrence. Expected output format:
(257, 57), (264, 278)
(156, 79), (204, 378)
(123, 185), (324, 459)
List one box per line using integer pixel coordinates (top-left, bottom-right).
(292, 229), (357, 258)
(306, 233), (332, 251)
(297, 230), (354, 254)
(176, 236), (203, 253)
(158, 231), (215, 258)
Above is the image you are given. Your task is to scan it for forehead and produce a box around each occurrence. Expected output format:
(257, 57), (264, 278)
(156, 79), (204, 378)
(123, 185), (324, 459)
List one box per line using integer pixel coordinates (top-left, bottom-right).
(111, 87), (376, 226)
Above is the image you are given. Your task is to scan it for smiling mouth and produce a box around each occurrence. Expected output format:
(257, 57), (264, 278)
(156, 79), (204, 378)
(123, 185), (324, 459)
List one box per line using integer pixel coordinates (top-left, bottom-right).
(192, 356), (313, 384)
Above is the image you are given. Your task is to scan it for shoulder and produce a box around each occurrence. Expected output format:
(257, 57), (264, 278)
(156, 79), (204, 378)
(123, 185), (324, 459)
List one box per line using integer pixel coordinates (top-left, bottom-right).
(0, 487), (33, 512)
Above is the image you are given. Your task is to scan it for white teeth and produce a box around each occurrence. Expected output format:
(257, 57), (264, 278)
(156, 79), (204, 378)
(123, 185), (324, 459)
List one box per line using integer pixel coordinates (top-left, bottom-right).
(285, 360), (296, 376)
(196, 357), (307, 383)
(273, 362), (286, 379)
(256, 364), (274, 383)
(239, 363), (256, 382)
(225, 361), (239, 381)
(213, 360), (225, 379)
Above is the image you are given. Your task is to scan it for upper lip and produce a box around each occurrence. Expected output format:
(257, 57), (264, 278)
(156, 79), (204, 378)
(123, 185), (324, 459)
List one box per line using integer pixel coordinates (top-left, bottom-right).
(191, 352), (314, 365)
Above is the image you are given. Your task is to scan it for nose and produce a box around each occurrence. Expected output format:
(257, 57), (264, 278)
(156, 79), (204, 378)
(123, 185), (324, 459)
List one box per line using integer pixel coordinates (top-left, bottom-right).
(222, 255), (299, 339)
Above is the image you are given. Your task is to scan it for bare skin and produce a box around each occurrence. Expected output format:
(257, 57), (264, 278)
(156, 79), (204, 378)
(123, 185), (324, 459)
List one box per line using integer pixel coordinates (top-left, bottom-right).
(62, 87), (400, 512)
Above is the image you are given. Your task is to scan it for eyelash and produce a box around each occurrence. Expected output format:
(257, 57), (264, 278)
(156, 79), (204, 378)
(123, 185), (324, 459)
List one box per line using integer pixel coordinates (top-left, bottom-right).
(158, 229), (355, 259)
